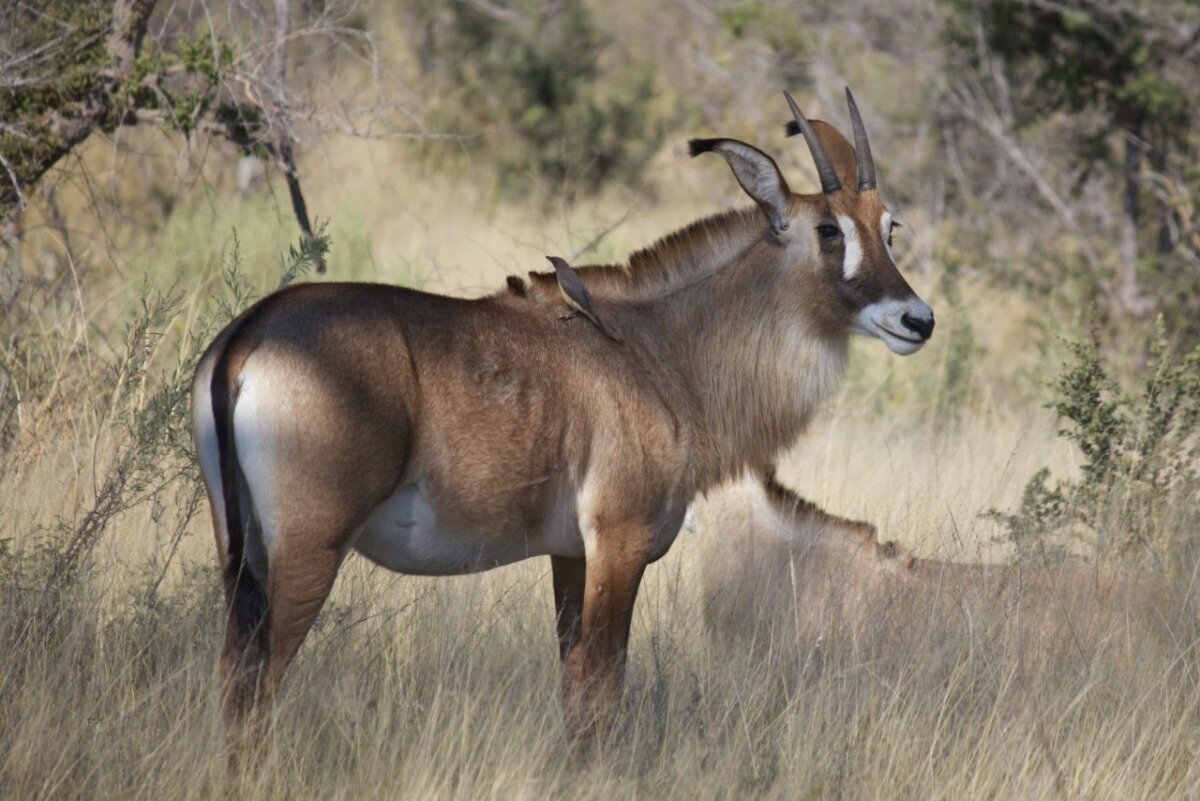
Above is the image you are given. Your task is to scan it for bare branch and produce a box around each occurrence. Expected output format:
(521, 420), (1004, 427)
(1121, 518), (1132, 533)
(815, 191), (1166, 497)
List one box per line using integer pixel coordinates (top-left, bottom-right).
(946, 84), (1101, 269)
(0, 150), (25, 213)
(569, 207), (635, 262)
(0, 0), (439, 259)
(460, 0), (528, 25)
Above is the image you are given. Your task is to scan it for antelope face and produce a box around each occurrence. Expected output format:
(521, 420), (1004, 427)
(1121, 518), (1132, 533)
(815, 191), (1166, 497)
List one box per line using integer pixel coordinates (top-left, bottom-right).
(688, 89), (935, 356)
(814, 189), (934, 355)
(786, 90), (934, 355)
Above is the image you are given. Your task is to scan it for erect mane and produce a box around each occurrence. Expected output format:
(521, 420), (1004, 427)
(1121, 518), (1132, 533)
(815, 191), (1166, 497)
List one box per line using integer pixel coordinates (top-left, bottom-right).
(524, 206), (766, 301)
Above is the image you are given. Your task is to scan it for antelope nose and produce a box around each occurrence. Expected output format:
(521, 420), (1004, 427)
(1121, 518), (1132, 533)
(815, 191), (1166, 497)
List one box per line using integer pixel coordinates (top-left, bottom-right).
(900, 312), (935, 341)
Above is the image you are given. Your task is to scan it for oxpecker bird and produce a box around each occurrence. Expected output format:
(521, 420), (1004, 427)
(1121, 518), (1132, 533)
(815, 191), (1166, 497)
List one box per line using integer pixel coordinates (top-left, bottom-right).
(547, 255), (624, 344)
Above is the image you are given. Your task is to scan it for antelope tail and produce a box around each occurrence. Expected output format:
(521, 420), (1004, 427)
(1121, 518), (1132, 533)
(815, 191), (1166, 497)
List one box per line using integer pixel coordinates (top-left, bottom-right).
(211, 313), (270, 711)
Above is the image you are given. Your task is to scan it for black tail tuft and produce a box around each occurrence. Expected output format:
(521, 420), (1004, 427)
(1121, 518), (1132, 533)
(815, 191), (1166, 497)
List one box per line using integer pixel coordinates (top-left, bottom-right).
(687, 138), (720, 157)
(222, 560), (270, 716)
(783, 120), (801, 137)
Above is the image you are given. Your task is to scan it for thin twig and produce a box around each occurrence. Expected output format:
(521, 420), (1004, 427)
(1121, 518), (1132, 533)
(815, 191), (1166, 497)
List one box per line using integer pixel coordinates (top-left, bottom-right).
(273, 0), (325, 273)
(569, 207), (636, 262)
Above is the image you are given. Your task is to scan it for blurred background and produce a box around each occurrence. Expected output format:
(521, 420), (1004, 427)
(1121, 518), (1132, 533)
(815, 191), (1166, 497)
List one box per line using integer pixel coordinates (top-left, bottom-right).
(4, 0), (1199, 562)
(2, 2), (1200, 797)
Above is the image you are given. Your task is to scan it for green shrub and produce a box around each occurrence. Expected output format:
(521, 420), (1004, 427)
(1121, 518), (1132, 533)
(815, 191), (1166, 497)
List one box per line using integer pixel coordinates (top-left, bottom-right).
(420, 0), (672, 198)
(716, 0), (813, 87)
(992, 317), (1200, 563)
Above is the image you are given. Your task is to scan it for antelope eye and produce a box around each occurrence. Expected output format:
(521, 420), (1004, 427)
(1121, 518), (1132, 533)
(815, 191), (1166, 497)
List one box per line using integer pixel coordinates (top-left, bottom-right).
(817, 224), (842, 240)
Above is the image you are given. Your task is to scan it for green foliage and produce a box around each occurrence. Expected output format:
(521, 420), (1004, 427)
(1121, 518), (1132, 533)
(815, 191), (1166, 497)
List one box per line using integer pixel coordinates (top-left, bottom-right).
(716, 1), (814, 86)
(0, 1), (111, 189)
(938, 0), (1200, 343)
(422, 0), (673, 198)
(278, 225), (332, 288)
(116, 34), (239, 136)
(179, 33), (236, 86)
(993, 318), (1200, 562)
(0, 2), (110, 120)
(0, 2), (242, 211)
(940, 0), (1194, 136)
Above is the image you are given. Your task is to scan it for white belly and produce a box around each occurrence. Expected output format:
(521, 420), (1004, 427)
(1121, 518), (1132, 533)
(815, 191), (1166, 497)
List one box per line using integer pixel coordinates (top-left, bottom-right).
(352, 481), (584, 575)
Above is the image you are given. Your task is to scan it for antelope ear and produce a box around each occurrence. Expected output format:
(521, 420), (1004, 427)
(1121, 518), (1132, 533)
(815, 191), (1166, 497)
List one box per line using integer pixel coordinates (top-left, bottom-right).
(688, 138), (792, 236)
(783, 119), (858, 191)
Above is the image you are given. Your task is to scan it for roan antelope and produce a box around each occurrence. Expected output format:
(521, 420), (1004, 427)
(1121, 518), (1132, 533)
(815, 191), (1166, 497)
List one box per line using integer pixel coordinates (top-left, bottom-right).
(191, 88), (934, 755)
(694, 473), (1171, 656)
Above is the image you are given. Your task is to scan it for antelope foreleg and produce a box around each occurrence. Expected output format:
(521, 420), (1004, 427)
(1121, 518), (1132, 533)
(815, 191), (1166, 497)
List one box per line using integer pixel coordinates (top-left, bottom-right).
(551, 555), (586, 662)
(559, 522), (651, 749)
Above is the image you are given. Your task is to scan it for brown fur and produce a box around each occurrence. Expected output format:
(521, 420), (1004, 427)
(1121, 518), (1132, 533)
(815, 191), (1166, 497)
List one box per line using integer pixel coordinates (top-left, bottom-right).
(192, 112), (929, 758)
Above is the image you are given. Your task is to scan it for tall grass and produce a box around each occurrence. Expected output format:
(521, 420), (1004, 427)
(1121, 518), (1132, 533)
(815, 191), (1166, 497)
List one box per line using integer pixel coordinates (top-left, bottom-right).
(3, 499), (1199, 799)
(3, 94), (1198, 800)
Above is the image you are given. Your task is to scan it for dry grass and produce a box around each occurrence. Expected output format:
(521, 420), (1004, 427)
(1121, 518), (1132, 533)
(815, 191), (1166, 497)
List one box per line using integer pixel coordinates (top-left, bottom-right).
(4, 432), (1199, 799)
(4, 66), (1199, 801)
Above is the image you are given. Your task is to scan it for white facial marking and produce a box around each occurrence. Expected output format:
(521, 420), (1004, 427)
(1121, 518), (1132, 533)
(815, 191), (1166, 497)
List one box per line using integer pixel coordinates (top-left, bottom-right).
(836, 214), (862, 278)
(880, 211), (893, 259)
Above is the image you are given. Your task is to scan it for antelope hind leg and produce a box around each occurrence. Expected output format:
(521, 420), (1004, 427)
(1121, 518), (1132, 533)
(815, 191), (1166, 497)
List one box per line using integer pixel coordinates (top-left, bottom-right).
(221, 512), (352, 774)
(216, 514), (271, 774)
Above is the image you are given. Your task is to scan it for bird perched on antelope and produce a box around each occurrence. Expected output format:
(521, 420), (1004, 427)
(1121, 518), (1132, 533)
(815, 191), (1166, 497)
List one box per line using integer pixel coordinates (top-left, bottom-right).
(547, 255), (624, 343)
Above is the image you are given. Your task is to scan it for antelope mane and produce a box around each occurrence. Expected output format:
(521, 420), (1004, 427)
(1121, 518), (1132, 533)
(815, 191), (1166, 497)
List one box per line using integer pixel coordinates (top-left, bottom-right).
(524, 207), (768, 302)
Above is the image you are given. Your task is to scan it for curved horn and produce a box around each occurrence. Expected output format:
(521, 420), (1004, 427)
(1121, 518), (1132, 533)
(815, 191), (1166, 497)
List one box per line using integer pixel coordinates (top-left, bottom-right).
(845, 87), (876, 191)
(783, 90), (842, 194)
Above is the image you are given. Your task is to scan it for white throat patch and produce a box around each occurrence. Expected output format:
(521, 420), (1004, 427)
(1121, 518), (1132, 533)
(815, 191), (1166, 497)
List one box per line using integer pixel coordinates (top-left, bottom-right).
(836, 214), (862, 278)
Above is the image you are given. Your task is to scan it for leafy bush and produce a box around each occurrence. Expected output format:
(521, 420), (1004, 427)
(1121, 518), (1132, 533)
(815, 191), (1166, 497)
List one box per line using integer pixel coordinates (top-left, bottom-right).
(420, 0), (672, 198)
(716, 0), (813, 87)
(938, 0), (1200, 343)
(993, 318), (1200, 563)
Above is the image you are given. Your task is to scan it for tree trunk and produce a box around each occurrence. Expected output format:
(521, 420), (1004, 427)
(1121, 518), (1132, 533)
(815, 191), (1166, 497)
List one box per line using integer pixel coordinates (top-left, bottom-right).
(1117, 117), (1154, 317)
(0, 211), (21, 310)
(1148, 145), (1175, 256)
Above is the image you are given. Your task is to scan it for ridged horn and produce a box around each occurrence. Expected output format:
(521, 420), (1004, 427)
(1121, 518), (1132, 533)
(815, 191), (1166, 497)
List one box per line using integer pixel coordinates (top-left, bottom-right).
(782, 90), (841, 194)
(845, 87), (876, 191)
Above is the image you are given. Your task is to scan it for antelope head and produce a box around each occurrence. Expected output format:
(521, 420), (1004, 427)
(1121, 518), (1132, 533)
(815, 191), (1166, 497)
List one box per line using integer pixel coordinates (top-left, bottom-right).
(688, 88), (934, 355)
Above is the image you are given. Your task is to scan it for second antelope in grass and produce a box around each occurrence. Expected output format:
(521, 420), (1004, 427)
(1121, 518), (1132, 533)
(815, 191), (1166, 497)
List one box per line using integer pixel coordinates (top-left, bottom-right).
(693, 473), (1172, 658)
(191, 87), (934, 757)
